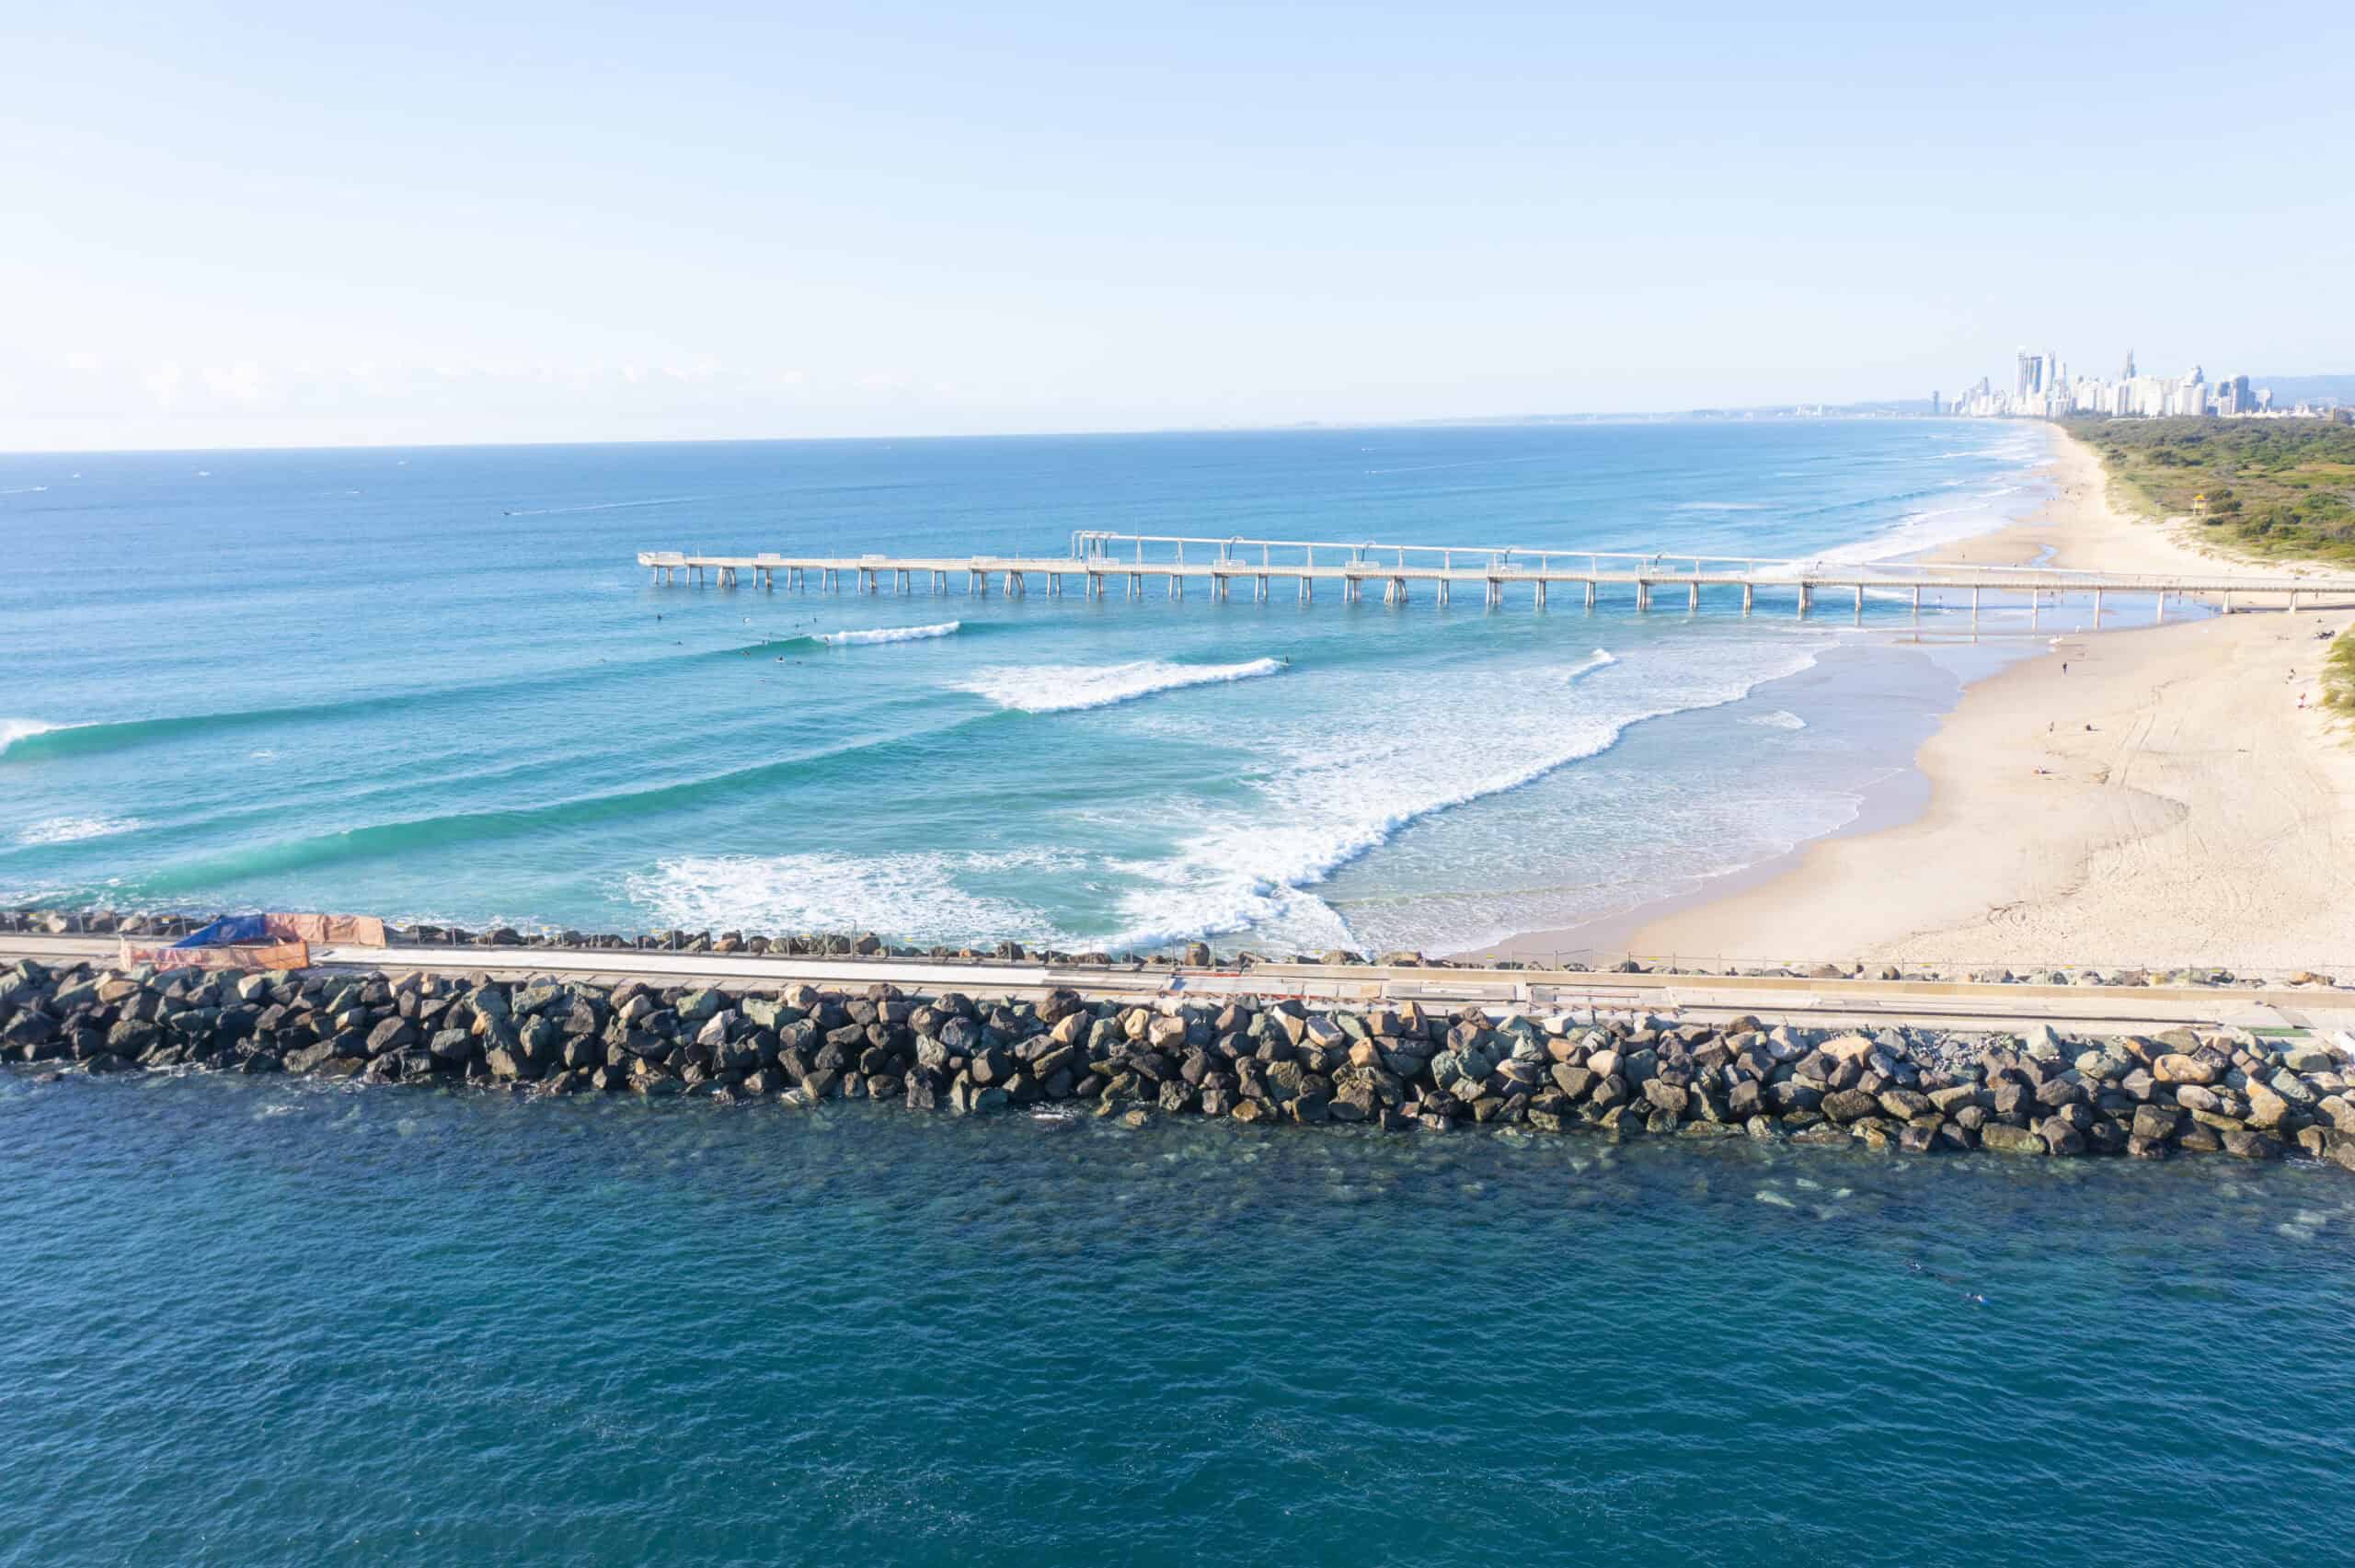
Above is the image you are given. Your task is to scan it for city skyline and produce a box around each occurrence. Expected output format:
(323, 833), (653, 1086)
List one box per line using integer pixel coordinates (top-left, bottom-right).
(1938, 344), (2344, 422)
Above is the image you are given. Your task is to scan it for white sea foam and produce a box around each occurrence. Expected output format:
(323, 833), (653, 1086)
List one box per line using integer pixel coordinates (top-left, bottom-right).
(17, 815), (143, 846)
(1097, 638), (1833, 952)
(1757, 486), (2035, 575)
(1566, 648), (1617, 682)
(958, 658), (1285, 714)
(0, 718), (59, 756)
(503, 495), (710, 517)
(1672, 501), (1766, 512)
(1740, 709), (1807, 730)
(622, 849), (1073, 944)
(818, 620), (960, 647)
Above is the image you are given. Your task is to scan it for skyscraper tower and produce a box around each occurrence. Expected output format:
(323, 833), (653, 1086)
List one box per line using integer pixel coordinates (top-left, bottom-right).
(2121, 349), (2136, 380)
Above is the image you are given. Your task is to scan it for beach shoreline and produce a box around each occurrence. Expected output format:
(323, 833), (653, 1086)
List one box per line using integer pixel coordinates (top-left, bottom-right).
(1477, 424), (2355, 972)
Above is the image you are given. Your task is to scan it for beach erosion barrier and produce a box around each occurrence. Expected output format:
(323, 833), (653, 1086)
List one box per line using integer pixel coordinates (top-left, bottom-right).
(7, 949), (2355, 1175)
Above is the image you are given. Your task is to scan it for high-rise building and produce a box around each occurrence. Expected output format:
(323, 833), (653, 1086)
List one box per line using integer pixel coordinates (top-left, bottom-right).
(1930, 390), (1942, 415)
(2121, 349), (2136, 380)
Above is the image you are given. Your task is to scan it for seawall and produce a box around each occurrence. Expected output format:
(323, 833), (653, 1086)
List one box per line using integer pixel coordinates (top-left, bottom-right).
(8, 949), (2355, 1174)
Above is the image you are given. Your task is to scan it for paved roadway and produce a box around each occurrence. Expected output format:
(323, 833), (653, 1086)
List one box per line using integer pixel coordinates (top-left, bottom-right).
(11, 934), (2355, 1038)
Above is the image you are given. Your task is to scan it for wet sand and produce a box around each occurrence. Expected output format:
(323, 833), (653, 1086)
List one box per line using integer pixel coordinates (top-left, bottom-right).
(1487, 426), (2355, 973)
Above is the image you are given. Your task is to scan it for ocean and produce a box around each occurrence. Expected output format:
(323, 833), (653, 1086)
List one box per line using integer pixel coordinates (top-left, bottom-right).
(6, 1070), (2351, 1565)
(0, 418), (2050, 957)
(12, 421), (2350, 1566)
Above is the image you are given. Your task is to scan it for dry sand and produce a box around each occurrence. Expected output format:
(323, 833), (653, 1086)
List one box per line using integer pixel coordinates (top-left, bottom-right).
(1498, 426), (2355, 974)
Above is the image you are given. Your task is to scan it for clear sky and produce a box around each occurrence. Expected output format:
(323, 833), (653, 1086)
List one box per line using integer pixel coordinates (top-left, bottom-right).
(5, 0), (2349, 450)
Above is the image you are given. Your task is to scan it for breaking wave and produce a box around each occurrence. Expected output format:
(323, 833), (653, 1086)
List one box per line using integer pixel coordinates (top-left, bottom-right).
(957, 658), (1287, 714)
(815, 620), (960, 647)
(16, 815), (144, 846)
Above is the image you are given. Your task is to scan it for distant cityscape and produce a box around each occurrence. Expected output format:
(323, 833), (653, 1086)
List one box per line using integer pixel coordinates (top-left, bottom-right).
(1936, 348), (2347, 421)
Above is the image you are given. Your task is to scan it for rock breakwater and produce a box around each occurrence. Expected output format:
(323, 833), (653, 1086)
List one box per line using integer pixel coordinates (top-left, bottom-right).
(6, 955), (2355, 1173)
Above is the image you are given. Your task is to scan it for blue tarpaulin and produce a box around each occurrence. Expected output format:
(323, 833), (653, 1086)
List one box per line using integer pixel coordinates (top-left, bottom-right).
(172, 914), (271, 948)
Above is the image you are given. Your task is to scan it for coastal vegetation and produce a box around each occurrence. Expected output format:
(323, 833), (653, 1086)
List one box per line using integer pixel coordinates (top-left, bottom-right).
(2064, 416), (2355, 563)
(2324, 627), (2355, 713)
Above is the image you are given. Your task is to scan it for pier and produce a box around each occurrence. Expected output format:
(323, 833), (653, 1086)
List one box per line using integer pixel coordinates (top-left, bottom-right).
(637, 531), (2355, 624)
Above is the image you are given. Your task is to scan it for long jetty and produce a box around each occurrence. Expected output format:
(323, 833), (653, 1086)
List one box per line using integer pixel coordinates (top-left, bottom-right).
(638, 531), (2355, 624)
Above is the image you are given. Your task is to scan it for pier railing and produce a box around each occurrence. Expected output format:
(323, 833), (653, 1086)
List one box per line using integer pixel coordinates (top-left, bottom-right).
(1063, 530), (2350, 589)
(638, 534), (2355, 620)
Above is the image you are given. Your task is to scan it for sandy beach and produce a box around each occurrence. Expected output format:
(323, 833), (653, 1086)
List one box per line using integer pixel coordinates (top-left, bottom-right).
(1494, 426), (2355, 974)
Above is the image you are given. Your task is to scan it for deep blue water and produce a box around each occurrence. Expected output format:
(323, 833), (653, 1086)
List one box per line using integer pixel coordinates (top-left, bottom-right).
(6, 1069), (2352, 1565)
(0, 420), (2047, 956)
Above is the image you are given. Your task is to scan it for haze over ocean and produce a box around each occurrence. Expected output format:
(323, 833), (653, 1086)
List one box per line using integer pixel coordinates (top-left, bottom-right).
(0, 419), (2047, 957)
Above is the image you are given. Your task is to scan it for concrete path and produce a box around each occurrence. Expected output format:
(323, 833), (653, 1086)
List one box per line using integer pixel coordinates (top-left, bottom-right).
(10, 934), (2352, 1037)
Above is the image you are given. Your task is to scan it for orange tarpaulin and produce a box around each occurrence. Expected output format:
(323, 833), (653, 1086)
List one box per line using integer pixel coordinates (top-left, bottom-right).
(120, 939), (311, 972)
(265, 913), (386, 946)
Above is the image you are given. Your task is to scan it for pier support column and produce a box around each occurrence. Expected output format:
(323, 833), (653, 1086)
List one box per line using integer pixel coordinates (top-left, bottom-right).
(2094, 588), (2103, 626)
(1854, 584), (1863, 625)
(1970, 585), (1980, 629)
(1170, 574), (1183, 599)
(1300, 576), (1312, 603)
(1258, 574), (1268, 601)
(1742, 582), (1753, 615)
(1437, 578), (1449, 607)
(2290, 589), (2300, 614)
(2154, 591), (2165, 624)
(1637, 580), (1650, 612)
(1911, 585), (1919, 623)
(2223, 590), (2233, 614)
(1798, 584), (1812, 618)
(1584, 579), (1596, 610)
(1689, 581), (1700, 612)
(1535, 579), (1548, 609)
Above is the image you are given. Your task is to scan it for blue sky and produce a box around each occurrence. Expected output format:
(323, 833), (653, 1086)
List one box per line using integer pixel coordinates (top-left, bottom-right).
(4, 0), (2349, 449)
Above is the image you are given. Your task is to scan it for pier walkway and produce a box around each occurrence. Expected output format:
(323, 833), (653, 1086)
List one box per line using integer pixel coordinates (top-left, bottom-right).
(638, 531), (2355, 624)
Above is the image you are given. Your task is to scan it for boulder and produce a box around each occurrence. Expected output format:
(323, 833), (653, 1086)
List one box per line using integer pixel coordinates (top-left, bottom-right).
(1821, 1087), (1879, 1124)
(2222, 1128), (2282, 1162)
(2153, 1053), (2220, 1086)
(1979, 1123), (2046, 1155)
(1641, 1080), (1689, 1119)
(2243, 1080), (2291, 1129)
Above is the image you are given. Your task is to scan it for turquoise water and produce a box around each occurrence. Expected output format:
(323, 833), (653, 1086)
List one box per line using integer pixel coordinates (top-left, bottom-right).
(8, 1070), (2353, 1565)
(0, 420), (2046, 953)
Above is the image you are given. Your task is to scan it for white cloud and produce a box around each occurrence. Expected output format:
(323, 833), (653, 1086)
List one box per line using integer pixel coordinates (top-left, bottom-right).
(142, 361), (187, 404)
(63, 351), (102, 372)
(201, 361), (266, 401)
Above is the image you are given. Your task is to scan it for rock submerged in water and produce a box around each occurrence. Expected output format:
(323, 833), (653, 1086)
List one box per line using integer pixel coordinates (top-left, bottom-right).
(1, 950), (2352, 1174)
